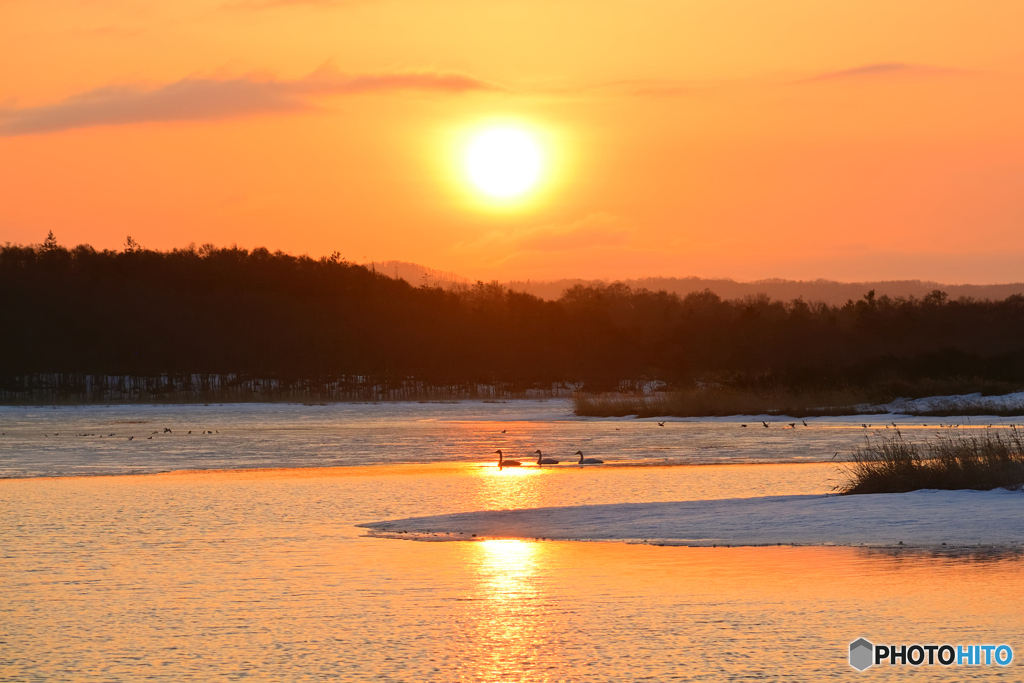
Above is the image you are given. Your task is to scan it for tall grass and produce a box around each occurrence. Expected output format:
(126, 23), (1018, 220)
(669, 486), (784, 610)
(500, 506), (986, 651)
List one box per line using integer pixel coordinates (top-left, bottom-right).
(840, 429), (1024, 494)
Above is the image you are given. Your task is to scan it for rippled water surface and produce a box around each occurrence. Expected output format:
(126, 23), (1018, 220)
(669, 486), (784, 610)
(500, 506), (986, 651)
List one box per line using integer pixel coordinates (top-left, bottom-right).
(0, 400), (1005, 477)
(1, 403), (1021, 680)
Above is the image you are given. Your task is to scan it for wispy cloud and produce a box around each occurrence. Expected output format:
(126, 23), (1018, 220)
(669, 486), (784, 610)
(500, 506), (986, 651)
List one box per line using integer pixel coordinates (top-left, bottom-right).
(804, 63), (956, 83)
(0, 65), (498, 136)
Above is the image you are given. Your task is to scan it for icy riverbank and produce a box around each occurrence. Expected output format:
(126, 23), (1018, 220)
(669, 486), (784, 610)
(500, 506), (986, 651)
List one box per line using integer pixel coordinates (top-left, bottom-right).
(866, 390), (1024, 416)
(360, 488), (1024, 548)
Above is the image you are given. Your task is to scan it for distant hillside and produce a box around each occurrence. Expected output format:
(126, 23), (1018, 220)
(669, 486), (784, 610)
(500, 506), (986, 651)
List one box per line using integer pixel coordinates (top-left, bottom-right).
(505, 277), (1024, 305)
(366, 262), (1024, 305)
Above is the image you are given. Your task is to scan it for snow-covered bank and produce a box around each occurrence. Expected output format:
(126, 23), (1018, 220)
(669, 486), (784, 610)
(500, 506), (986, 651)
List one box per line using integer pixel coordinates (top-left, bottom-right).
(360, 489), (1024, 548)
(866, 391), (1024, 415)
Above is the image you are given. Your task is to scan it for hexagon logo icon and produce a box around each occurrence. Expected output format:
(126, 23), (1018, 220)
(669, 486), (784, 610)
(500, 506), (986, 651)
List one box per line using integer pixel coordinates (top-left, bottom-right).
(850, 638), (874, 671)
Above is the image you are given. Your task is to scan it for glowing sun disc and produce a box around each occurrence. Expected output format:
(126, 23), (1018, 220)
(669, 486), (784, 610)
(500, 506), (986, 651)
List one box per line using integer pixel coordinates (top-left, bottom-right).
(465, 127), (543, 199)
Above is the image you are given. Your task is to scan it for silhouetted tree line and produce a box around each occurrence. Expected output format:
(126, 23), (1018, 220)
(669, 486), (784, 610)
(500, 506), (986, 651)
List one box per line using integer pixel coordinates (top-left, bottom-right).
(4, 236), (1024, 399)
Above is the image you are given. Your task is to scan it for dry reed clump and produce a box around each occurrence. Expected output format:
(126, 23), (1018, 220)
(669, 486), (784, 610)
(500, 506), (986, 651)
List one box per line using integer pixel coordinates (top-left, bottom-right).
(572, 386), (874, 418)
(840, 429), (1024, 495)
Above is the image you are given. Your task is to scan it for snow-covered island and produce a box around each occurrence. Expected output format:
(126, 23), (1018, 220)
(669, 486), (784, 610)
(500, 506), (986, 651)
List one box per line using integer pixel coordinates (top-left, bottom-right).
(359, 489), (1024, 548)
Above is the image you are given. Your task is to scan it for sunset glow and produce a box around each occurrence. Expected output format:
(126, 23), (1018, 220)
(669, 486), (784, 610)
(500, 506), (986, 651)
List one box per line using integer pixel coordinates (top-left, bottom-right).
(3, 2), (1024, 281)
(7, 3), (1024, 679)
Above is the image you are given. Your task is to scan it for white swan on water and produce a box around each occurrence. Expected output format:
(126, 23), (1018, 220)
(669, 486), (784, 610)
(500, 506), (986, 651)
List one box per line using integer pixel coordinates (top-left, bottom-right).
(535, 450), (559, 465)
(576, 450), (604, 464)
(495, 449), (521, 468)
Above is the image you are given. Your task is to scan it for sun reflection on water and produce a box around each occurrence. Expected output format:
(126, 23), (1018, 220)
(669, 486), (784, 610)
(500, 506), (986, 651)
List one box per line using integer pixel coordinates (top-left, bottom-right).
(471, 460), (548, 512)
(478, 538), (538, 573)
(466, 539), (551, 682)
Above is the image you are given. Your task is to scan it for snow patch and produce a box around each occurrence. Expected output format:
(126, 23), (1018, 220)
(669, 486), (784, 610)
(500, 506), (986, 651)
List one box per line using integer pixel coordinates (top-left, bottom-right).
(360, 489), (1024, 548)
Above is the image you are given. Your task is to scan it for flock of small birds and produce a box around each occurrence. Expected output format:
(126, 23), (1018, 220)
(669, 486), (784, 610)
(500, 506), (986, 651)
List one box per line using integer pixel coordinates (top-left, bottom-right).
(738, 419), (809, 428)
(13, 428), (221, 441)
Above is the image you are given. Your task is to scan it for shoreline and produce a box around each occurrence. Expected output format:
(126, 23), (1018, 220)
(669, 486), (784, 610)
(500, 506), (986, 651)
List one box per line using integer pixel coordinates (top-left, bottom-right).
(4, 391), (1024, 419)
(364, 532), (1024, 553)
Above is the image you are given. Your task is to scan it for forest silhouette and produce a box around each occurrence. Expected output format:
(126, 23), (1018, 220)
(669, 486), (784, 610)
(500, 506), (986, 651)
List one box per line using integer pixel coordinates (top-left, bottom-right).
(4, 237), (1024, 402)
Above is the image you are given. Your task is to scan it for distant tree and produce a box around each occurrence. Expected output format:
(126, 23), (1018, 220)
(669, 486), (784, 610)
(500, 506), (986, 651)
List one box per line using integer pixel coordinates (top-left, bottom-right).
(923, 289), (949, 307)
(124, 235), (142, 253)
(40, 231), (59, 253)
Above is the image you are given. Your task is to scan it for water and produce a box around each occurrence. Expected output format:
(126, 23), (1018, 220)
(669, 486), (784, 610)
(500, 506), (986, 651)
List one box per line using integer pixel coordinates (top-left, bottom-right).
(0, 400), (1001, 478)
(1, 403), (1021, 680)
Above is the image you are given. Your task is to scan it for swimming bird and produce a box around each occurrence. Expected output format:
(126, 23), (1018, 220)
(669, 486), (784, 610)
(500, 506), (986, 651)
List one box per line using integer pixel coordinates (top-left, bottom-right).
(164, 428), (171, 433)
(535, 450), (559, 465)
(501, 429), (506, 433)
(495, 449), (521, 468)
(762, 421), (770, 428)
(788, 423), (796, 428)
(740, 424), (747, 427)
(128, 436), (133, 441)
(576, 450), (604, 464)
(802, 419), (808, 426)
(657, 421), (666, 427)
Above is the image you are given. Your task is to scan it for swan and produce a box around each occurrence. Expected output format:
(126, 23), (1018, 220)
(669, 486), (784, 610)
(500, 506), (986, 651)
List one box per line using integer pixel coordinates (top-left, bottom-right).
(495, 449), (521, 468)
(535, 450), (559, 465)
(576, 450), (603, 464)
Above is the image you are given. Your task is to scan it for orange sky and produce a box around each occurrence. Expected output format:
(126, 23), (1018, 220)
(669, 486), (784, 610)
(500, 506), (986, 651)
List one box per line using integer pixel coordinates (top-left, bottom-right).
(3, 1), (1024, 283)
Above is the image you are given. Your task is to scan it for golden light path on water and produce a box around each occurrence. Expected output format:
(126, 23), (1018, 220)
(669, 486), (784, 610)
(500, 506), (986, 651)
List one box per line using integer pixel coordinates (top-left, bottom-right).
(470, 539), (543, 680)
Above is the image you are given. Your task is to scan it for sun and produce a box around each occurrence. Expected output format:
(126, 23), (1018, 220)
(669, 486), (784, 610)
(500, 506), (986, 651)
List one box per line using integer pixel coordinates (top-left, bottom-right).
(464, 126), (544, 199)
